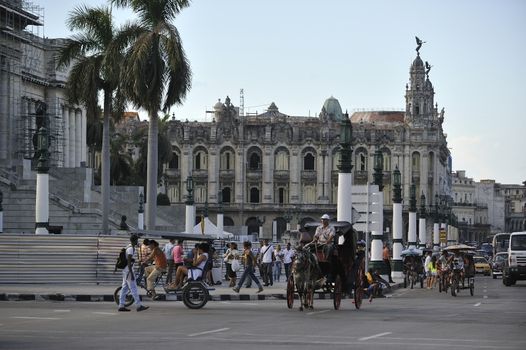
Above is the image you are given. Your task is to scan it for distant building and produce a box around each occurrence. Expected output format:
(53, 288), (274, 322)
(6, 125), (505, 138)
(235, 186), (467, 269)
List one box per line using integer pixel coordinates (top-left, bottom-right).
(500, 181), (526, 232)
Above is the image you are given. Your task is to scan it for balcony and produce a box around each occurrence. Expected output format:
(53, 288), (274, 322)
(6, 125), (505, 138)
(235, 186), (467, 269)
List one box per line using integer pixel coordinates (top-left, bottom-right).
(165, 168), (180, 178)
(274, 170), (290, 181)
(192, 169), (208, 181)
(354, 170), (368, 182)
(219, 169), (235, 181)
(246, 167), (262, 181)
(412, 170), (420, 182)
(301, 170), (317, 181)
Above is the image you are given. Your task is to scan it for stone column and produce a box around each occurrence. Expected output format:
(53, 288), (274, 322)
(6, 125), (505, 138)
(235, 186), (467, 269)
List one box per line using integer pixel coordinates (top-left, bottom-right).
(262, 146), (272, 204)
(392, 166), (403, 278)
(369, 187), (384, 272)
(433, 222), (440, 251)
(75, 109), (82, 167)
(35, 125), (50, 235)
(81, 109), (87, 165)
(185, 204), (195, 234)
(63, 106), (69, 167)
(217, 213), (224, 238)
(408, 211), (417, 249)
(69, 108), (75, 167)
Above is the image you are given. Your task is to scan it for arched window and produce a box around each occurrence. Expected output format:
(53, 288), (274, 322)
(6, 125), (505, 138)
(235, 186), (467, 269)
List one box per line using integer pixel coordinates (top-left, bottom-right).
(303, 184), (316, 204)
(428, 152), (434, 173)
(275, 149), (289, 171)
(249, 153), (260, 170)
(278, 187), (285, 204)
(250, 187), (260, 203)
(194, 149), (207, 170)
(412, 152), (420, 173)
(169, 152), (179, 169)
(220, 150), (234, 170)
(222, 187), (231, 203)
(304, 153), (315, 170)
(355, 148), (368, 172)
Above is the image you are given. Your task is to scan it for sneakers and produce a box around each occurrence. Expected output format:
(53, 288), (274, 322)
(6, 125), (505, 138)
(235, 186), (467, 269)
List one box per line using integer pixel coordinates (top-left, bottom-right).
(257, 287), (264, 293)
(233, 287), (240, 293)
(118, 307), (131, 312)
(136, 305), (149, 312)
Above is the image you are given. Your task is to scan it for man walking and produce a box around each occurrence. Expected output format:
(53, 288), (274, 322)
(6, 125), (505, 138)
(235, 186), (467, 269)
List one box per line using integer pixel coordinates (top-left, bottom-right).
(118, 234), (149, 312)
(283, 242), (295, 280)
(383, 242), (395, 283)
(260, 239), (274, 286)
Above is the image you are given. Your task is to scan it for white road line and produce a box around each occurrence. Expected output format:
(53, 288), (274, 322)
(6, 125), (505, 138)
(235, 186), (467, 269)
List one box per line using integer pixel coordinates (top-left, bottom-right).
(92, 312), (116, 316)
(11, 317), (61, 320)
(474, 302), (481, 307)
(359, 332), (392, 341)
(307, 309), (331, 316)
(188, 328), (230, 337)
(53, 310), (71, 313)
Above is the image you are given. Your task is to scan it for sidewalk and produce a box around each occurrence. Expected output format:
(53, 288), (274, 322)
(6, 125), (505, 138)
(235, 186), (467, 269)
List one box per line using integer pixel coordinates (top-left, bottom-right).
(0, 278), (404, 303)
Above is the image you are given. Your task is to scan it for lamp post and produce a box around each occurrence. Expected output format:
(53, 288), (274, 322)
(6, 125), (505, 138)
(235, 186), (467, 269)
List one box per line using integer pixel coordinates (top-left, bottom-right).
(337, 112), (353, 223)
(419, 192), (427, 248)
(370, 147), (385, 273)
(138, 192), (144, 230)
(391, 165), (403, 277)
(373, 149), (384, 191)
(35, 114), (50, 235)
(185, 175), (195, 233)
(433, 194), (440, 250)
(408, 181), (417, 248)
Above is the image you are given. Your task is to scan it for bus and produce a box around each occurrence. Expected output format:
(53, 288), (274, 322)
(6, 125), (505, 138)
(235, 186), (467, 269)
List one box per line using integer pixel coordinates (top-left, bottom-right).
(492, 233), (510, 256)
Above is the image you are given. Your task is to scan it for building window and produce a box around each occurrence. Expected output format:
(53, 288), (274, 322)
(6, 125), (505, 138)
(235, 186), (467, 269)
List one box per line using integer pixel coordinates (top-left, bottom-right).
(250, 187), (260, 203)
(249, 153), (260, 170)
(278, 187), (285, 204)
(222, 187), (231, 203)
(275, 150), (289, 171)
(169, 153), (179, 169)
(304, 153), (315, 170)
(194, 150), (207, 170)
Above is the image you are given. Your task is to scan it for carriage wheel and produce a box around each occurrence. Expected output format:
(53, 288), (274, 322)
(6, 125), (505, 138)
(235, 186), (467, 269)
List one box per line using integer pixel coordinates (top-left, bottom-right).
(182, 282), (209, 309)
(469, 278), (474, 296)
(451, 279), (457, 297)
(354, 259), (365, 309)
(410, 274), (415, 289)
(333, 275), (342, 310)
(286, 275), (295, 309)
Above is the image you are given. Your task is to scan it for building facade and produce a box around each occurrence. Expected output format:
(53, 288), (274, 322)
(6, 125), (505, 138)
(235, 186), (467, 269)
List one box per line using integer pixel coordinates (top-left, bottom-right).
(0, 0), (86, 181)
(160, 49), (452, 240)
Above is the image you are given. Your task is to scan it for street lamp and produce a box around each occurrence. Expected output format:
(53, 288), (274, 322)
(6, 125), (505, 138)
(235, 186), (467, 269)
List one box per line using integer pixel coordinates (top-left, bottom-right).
(420, 192), (426, 217)
(36, 125), (49, 172)
(338, 112), (353, 173)
(138, 192), (144, 213)
(185, 175), (194, 205)
(393, 165), (402, 203)
(409, 181), (417, 212)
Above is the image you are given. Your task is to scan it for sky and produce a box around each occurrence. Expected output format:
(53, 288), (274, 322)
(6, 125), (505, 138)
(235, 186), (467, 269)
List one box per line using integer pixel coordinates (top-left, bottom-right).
(35, 0), (526, 185)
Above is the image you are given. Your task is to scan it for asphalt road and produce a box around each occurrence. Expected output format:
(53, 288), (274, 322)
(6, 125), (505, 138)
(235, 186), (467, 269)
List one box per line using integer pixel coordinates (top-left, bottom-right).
(0, 276), (525, 350)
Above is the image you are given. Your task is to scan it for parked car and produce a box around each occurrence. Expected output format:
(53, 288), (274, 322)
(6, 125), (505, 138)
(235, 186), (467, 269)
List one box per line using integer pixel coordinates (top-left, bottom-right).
(491, 252), (508, 279)
(473, 256), (491, 276)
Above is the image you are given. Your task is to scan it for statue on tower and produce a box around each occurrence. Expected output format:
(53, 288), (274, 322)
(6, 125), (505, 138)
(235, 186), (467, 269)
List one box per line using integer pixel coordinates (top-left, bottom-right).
(425, 61), (432, 76)
(415, 36), (425, 53)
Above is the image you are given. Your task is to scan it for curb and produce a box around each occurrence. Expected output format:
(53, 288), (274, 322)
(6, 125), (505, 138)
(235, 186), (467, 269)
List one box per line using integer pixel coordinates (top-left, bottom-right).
(0, 283), (403, 303)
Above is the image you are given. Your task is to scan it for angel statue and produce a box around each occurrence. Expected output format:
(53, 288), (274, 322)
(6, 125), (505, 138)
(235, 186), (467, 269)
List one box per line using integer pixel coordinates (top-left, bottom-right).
(425, 61), (432, 76)
(415, 36), (425, 53)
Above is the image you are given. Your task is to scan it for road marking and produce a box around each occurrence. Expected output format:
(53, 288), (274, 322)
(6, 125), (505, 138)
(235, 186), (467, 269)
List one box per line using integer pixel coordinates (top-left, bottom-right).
(92, 312), (116, 316)
(359, 332), (392, 341)
(474, 302), (481, 307)
(188, 328), (230, 337)
(307, 309), (331, 316)
(11, 317), (61, 320)
(53, 310), (71, 313)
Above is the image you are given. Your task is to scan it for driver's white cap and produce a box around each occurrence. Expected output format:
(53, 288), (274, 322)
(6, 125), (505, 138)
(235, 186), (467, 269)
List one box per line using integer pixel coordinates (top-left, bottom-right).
(321, 214), (330, 220)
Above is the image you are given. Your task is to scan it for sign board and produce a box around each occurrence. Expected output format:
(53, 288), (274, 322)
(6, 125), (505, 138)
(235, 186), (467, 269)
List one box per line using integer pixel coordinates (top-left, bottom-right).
(439, 230), (447, 244)
(352, 184), (384, 233)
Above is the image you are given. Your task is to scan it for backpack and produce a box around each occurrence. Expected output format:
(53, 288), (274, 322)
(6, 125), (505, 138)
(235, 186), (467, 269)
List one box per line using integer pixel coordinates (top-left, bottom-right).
(115, 247), (128, 270)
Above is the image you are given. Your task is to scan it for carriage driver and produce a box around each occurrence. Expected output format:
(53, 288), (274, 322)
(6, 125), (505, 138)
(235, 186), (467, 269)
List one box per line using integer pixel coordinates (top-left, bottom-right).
(313, 214), (335, 258)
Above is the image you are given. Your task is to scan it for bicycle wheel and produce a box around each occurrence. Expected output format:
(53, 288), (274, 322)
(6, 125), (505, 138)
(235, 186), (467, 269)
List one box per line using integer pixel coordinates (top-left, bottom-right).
(286, 275), (295, 309)
(114, 286), (134, 307)
(333, 275), (342, 310)
(354, 258), (365, 309)
(451, 279), (457, 297)
(182, 282), (209, 309)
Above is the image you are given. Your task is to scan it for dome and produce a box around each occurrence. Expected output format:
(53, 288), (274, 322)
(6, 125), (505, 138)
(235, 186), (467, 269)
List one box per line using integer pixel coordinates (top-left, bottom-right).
(213, 99), (224, 110)
(412, 55), (424, 68)
(322, 96), (343, 121)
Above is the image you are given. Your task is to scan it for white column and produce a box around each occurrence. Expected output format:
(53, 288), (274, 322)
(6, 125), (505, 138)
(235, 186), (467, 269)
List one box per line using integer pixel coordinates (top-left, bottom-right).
(392, 202), (403, 278)
(217, 213), (224, 238)
(262, 146), (272, 204)
(138, 212), (144, 230)
(35, 173), (49, 235)
(63, 106), (69, 167)
(433, 222), (440, 251)
(336, 172), (352, 222)
(185, 204), (195, 234)
(69, 108), (75, 167)
(81, 109), (87, 165)
(408, 211), (417, 248)
(370, 189), (384, 270)
(418, 216), (427, 248)
(75, 109), (82, 167)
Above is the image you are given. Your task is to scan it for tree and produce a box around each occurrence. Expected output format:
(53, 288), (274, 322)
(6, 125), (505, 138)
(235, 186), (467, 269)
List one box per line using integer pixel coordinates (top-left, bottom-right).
(56, 5), (126, 234)
(112, 0), (191, 230)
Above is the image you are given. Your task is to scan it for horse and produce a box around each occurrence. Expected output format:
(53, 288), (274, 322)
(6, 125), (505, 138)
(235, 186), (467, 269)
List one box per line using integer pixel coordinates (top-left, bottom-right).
(291, 246), (318, 311)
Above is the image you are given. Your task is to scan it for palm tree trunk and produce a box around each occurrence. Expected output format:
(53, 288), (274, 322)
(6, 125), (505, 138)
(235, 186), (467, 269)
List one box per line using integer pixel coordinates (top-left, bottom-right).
(101, 90), (111, 234)
(146, 110), (158, 230)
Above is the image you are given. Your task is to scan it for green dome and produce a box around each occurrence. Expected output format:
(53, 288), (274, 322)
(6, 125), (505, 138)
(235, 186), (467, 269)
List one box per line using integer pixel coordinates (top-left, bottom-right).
(322, 96), (343, 121)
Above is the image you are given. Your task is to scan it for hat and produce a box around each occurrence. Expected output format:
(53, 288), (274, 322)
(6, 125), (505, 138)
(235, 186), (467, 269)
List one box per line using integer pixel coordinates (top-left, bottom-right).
(321, 214), (330, 220)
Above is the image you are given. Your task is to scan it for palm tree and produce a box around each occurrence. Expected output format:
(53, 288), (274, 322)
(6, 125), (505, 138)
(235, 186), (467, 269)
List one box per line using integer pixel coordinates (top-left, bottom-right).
(112, 0), (192, 230)
(56, 5), (126, 234)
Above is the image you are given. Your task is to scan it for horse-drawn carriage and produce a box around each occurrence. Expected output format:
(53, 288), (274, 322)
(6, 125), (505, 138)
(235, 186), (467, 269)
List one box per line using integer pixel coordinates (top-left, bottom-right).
(444, 244), (476, 297)
(286, 221), (366, 311)
(401, 247), (425, 289)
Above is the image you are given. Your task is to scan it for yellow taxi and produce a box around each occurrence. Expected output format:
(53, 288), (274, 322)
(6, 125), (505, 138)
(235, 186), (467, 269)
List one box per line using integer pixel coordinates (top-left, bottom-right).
(473, 256), (491, 276)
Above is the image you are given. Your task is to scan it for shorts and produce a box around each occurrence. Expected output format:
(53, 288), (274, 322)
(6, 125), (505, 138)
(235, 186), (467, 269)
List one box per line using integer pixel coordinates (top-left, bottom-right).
(187, 268), (203, 281)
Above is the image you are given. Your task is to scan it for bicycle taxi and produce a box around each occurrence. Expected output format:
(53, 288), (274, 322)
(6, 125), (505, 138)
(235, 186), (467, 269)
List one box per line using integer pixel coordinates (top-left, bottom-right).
(114, 231), (218, 309)
(401, 247), (425, 289)
(444, 244), (476, 297)
(286, 221), (366, 311)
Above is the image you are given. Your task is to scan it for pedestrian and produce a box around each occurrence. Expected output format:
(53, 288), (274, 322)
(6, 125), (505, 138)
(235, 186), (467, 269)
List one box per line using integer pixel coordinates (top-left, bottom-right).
(117, 234), (149, 312)
(283, 242), (295, 280)
(224, 242), (239, 287)
(144, 240), (167, 300)
(273, 244), (284, 282)
(383, 242), (395, 283)
(136, 238), (151, 285)
(233, 241), (264, 293)
(424, 250), (432, 289)
(163, 238), (175, 284)
(260, 239), (274, 286)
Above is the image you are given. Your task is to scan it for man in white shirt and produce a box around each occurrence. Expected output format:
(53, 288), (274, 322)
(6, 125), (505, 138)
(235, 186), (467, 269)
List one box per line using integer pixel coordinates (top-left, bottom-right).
(283, 242), (295, 280)
(118, 234), (149, 312)
(260, 239), (274, 286)
(163, 238), (176, 284)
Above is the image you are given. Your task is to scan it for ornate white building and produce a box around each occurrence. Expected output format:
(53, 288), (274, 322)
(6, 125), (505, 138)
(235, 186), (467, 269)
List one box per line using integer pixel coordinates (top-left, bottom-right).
(162, 48), (452, 240)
